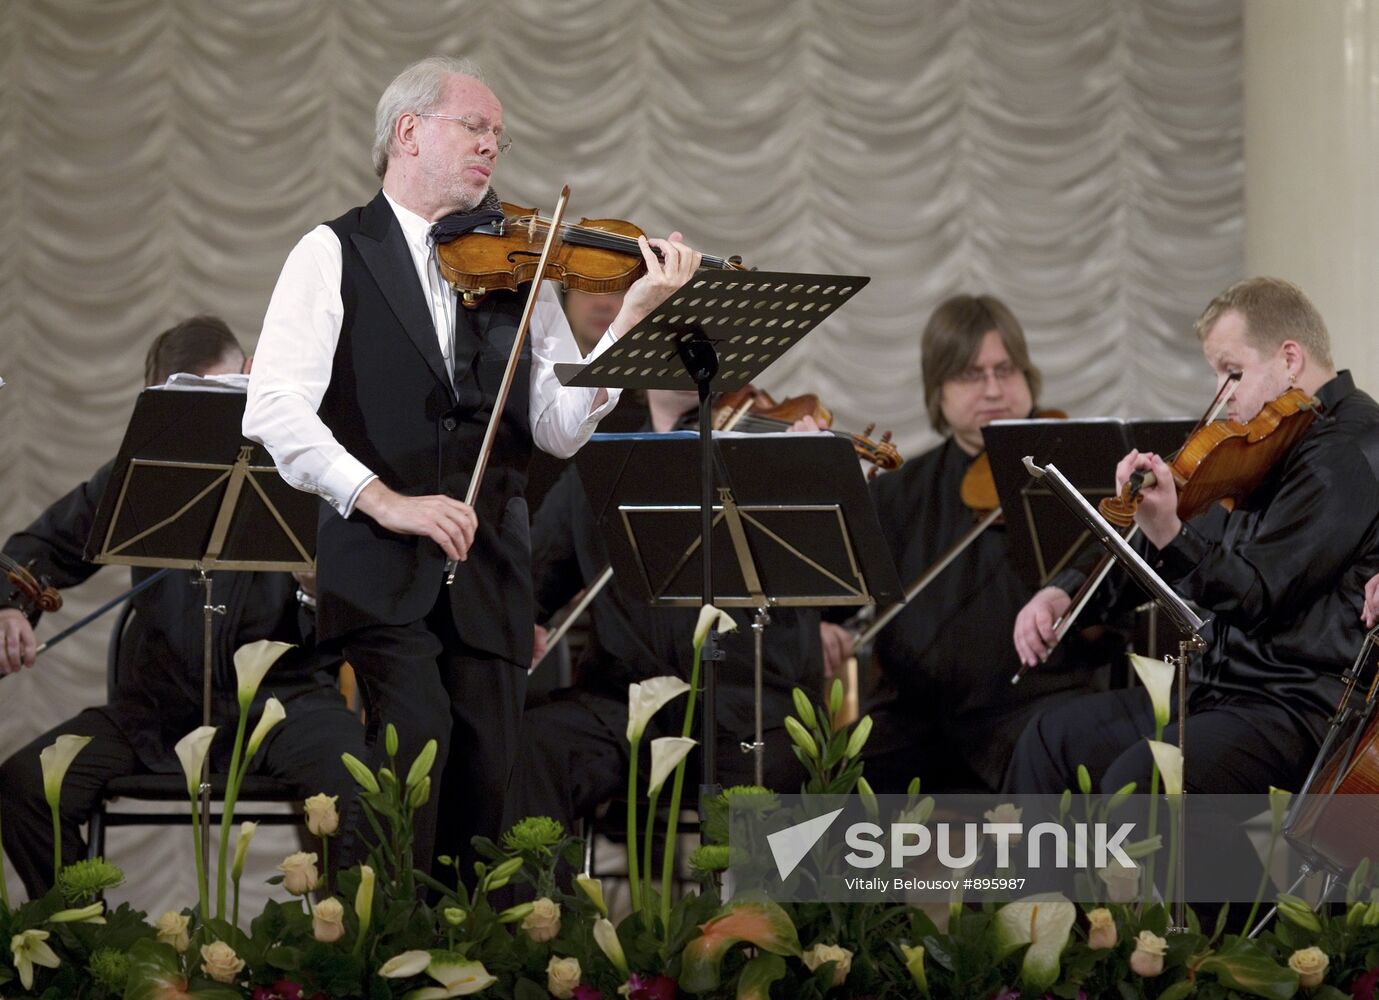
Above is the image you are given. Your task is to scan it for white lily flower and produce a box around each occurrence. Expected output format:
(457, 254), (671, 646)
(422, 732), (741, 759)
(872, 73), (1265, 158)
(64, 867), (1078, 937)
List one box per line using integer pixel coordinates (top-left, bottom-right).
(693, 604), (737, 647)
(40, 734), (92, 809)
(378, 949), (432, 978)
(648, 737), (697, 796)
(233, 639), (294, 708)
(1129, 654), (1175, 730)
(11, 929), (61, 990)
(245, 696), (286, 758)
(174, 726), (217, 798)
(625, 676), (691, 743)
(592, 917), (630, 975)
(1147, 740), (1184, 797)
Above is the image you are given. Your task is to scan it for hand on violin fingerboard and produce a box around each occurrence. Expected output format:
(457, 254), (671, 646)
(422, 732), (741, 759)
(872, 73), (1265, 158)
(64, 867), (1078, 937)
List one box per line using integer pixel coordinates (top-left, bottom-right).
(0, 607), (38, 673)
(608, 234), (702, 339)
(1115, 450), (1182, 549)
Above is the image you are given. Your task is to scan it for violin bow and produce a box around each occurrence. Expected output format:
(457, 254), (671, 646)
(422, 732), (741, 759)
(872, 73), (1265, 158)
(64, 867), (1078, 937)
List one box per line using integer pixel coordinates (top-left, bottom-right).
(445, 185), (572, 585)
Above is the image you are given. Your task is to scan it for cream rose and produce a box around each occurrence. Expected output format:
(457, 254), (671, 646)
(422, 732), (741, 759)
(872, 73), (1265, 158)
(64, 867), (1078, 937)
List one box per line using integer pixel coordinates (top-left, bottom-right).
(546, 955), (582, 999)
(1129, 930), (1167, 978)
(522, 897), (562, 943)
(304, 793), (340, 837)
(802, 943), (854, 987)
(154, 911), (190, 953)
(278, 851), (320, 896)
(1288, 946), (1329, 989)
(1086, 907), (1117, 950)
(312, 897), (346, 943)
(200, 940), (245, 984)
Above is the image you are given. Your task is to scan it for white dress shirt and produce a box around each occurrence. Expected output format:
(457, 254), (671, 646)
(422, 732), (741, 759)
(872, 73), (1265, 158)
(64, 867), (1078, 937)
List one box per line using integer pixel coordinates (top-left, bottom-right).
(244, 193), (621, 517)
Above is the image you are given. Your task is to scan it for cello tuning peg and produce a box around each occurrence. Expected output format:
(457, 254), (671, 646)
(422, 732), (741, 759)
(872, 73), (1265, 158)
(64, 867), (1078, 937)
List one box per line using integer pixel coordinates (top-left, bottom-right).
(881, 429), (893, 443)
(863, 422), (876, 438)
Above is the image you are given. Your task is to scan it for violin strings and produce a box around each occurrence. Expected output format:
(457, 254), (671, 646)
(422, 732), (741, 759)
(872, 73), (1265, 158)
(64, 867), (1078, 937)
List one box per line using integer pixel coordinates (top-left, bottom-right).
(515, 218), (733, 270)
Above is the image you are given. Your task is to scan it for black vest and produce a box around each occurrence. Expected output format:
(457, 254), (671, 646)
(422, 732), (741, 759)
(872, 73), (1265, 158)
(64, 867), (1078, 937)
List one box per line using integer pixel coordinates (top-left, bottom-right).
(314, 191), (534, 664)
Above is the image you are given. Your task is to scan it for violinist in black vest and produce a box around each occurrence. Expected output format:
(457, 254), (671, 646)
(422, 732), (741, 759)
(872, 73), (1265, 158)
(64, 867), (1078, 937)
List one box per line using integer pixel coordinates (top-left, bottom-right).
(243, 55), (700, 881)
(1008, 278), (1379, 796)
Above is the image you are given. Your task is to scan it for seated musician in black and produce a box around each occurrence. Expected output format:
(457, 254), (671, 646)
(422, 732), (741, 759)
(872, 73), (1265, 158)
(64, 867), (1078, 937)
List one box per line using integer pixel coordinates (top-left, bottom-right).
(502, 388), (825, 834)
(1007, 277), (1379, 796)
(818, 294), (1096, 794)
(0, 316), (366, 898)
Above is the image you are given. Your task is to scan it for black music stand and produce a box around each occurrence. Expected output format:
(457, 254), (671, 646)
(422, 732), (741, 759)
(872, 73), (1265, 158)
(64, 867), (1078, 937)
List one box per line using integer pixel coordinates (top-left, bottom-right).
(576, 432), (901, 782)
(983, 417), (1195, 588)
(85, 384), (317, 862)
(557, 270), (869, 794)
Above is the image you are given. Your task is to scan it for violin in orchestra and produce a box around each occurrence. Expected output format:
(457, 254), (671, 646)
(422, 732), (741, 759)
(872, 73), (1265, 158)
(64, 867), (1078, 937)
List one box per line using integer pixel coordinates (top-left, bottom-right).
(711, 385), (903, 474)
(436, 201), (747, 306)
(1099, 385), (1319, 527)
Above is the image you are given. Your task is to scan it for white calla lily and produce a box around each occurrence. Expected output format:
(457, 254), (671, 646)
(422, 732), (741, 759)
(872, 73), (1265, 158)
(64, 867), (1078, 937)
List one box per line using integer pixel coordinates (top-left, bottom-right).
(378, 950), (432, 978)
(625, 676), (691, 743)
(693, 603), (737, 647)
(422, 955), (499, 996)
(993, 894), (1077, 992)
(1129, 654), (1175, 730)
(575, 874), (608, 917)
(233, 639), (294, 708)
(40, 734), (92, 809)
(648, 737), (697, 796)
(245, 697), (286, 758)
(1147, 740), (1184, 797)
(174, 726), (217, 798)
(592, 917), (630, 975)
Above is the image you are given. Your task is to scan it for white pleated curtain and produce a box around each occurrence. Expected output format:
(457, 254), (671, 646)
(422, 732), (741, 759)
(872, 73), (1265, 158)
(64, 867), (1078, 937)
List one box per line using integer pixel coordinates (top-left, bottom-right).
(0, 0), (1241, 908)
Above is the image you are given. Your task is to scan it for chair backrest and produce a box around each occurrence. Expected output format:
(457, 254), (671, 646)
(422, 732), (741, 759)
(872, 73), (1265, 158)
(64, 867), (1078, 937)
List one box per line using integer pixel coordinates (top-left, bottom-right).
(104, 599), (137, 703)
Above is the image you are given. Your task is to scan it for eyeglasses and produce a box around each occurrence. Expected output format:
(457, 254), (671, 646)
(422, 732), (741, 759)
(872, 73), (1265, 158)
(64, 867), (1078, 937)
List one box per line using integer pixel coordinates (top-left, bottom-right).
(949, 362), (1021, 386)
(416, 113), (513, 154)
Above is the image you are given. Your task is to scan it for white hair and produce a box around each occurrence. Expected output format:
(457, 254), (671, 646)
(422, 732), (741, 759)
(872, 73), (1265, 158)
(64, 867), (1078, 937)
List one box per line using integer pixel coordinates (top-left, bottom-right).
(372, 55), (484, 179)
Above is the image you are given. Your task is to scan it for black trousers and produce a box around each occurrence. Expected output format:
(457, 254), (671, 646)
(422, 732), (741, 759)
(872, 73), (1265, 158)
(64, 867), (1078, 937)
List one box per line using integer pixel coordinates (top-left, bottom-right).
(0, 688), (365, 901)
(1004, 685), (1320, 796)
(339, 594), (526, 885)
(501, 687), (805, 837)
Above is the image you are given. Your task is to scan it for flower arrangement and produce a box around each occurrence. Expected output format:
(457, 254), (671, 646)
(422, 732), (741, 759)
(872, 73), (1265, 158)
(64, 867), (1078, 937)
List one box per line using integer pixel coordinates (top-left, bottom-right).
(4, 635), (1379, 998)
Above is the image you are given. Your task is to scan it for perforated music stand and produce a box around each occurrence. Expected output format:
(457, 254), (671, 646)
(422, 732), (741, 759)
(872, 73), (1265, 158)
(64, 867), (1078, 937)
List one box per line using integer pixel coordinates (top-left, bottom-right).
(85, 385), (317, 863)
(982, 417), (1195, 588)
(557, 270), (869, 791)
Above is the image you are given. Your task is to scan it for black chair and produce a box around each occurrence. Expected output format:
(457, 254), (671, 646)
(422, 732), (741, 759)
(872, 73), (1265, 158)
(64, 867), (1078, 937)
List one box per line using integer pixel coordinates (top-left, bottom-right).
(86, 601), (300, 859)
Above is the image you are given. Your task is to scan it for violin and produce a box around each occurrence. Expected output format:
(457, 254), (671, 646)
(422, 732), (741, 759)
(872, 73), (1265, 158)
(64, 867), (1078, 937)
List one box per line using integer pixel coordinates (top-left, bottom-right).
(1099, 386), (1319, 527)
(1, 553), (61, 617)
(710, 385), (903, 473)
(436, 202), (748, 306)
(958, 408), (1069, 514)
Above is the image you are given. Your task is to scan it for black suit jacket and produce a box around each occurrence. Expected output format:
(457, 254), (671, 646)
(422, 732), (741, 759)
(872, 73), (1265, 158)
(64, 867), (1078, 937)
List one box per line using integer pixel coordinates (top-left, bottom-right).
(315, 191), (534, 665)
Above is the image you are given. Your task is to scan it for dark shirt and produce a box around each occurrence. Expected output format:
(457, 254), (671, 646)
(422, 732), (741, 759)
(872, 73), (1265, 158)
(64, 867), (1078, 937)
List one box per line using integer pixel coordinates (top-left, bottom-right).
(868, 437), (1085, 711)
(1152, 370), (1379, 738)
(2, 458), (341, 771)
(530, 459), (823, 737)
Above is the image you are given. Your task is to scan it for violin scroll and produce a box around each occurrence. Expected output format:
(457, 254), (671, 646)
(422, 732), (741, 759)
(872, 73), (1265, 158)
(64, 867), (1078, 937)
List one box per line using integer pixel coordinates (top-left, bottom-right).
(1, 554), (62, 617)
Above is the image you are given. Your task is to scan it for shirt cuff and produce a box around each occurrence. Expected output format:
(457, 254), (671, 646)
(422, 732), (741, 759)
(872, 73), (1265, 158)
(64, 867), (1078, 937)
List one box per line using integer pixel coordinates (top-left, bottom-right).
(1155, 520), (1208, 579)
(320, 454), (377, 518)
